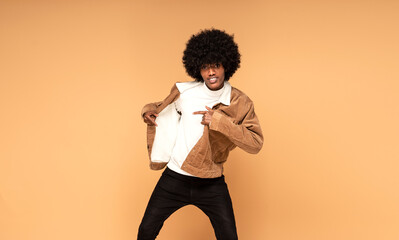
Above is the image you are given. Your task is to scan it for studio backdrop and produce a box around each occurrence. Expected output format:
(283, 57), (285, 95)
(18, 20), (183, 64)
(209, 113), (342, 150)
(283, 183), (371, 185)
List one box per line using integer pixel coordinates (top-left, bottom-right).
(1, 0), (398, 239)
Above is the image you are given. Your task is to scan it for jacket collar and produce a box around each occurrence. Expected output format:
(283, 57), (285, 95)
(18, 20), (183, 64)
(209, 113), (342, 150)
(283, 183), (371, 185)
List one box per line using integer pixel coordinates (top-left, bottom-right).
(175, 81), (231, 106)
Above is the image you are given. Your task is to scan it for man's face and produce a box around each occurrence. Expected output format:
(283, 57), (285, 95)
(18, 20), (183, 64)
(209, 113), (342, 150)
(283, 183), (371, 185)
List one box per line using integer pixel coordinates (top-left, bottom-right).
(200, 63), (225, 91)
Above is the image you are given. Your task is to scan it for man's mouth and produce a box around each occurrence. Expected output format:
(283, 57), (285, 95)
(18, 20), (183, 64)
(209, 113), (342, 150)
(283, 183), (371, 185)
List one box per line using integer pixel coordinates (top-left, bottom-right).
(209, 77), (217, 84)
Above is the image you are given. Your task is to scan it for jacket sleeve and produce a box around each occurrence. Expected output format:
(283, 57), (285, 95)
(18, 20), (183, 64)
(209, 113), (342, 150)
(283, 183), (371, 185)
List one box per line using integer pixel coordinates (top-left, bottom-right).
(209, 100), (263, 154)
(141, 84), (179, 118)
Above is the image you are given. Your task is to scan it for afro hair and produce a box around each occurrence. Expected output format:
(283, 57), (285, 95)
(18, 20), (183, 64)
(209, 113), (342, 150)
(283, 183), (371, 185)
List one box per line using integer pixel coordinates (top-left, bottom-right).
(182, 29), (241, 82)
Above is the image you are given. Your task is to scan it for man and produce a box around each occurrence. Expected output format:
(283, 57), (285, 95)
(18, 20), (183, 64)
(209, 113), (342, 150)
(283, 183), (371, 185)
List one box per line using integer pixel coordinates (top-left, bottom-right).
(138, 29), (263, 240)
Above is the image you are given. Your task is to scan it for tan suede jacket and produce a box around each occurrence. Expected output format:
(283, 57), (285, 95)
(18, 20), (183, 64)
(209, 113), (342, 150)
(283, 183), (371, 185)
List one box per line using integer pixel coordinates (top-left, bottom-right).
(142, 82), (263, 178)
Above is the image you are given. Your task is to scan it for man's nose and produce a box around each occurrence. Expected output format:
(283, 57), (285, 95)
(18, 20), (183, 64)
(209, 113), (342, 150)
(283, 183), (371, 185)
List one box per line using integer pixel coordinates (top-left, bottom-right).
(208, 68), (215, 75)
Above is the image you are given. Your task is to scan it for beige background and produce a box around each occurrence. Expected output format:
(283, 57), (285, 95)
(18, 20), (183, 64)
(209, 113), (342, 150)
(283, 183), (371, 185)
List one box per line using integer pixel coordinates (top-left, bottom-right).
(1, 0), (398, 239)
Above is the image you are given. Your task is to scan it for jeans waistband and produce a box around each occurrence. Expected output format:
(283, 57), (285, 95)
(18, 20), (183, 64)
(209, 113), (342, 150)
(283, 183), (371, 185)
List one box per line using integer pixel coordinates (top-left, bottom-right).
(163, 167), (224, 183)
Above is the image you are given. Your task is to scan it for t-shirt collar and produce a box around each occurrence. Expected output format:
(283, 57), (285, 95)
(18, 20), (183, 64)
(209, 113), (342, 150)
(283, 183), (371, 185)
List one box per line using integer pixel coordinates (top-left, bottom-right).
(176, 81), (231, 106)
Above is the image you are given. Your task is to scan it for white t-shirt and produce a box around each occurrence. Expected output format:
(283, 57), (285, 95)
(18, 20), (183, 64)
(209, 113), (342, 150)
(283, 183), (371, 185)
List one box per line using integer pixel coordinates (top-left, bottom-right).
(167, 82), (227, 176)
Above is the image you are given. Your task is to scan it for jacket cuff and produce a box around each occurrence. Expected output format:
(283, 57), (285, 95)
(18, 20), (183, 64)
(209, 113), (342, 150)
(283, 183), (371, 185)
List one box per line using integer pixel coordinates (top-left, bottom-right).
(141, 103), (157, 117)
(209, 111), (228, 133)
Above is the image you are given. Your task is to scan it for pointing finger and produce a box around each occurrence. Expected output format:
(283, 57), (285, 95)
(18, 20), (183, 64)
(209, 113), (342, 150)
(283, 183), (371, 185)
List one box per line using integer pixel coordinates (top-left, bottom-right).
(193, 111), (207, 115)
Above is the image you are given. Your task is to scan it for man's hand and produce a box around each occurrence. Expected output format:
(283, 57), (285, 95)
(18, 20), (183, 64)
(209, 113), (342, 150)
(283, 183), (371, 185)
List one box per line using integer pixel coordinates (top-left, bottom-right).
(193, 106), (214, 126)
(143, 111), (158, 126)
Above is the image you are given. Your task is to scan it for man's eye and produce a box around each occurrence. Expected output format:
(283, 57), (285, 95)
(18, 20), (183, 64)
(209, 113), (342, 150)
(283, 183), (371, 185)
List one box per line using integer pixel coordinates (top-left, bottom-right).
(215, 63), (220, 68)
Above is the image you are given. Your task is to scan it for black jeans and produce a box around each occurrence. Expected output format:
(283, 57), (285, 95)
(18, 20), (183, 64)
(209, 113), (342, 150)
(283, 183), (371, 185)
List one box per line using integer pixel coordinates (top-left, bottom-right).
(138, 167), (238, 240)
